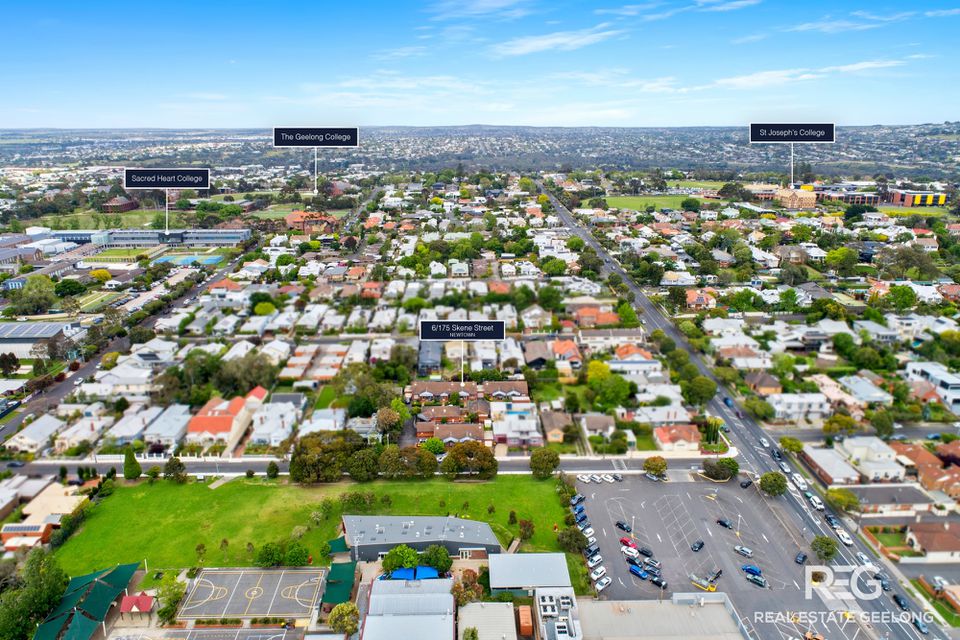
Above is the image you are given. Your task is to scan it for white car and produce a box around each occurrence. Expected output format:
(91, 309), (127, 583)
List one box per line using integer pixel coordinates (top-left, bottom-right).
(590, 566), (607, 581)
(590, 474), (604, 483)
(836, 529), (854, 546)
(791, 474), (808, 491)
(577, 474), (591, 484)
(595, 576), (612, 592)
(587, 536), (597, 546)
(621, 545), (639, 559)
(759, 437), (770, 448)
(855, 552), (875, 569)
(601, 474), (615, 483)
(582, 527), (595, 538)
(587, 554), (603, 569)
(809, 495), (825, 511)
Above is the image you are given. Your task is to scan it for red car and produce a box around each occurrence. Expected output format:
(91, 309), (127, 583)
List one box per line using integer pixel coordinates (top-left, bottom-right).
(619, 537), (637, 548)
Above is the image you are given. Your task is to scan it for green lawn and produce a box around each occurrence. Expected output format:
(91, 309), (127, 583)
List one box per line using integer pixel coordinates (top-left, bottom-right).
(313, 386), (337, 409)
(37, 209), (164, 229)
(880, 206), (950, 217)
(606, 195), (703, 211)
(873, 531), (909, 548)
(55, 476), (570, 578)
(96, 248), (150, 258)
(910, 580), (960, 627)
(634, 433), (657, 451)
(78, 291), (122, 312)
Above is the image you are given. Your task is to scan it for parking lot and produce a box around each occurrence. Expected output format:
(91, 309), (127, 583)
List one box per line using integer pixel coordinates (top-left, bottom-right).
(573, 473), (888, 640)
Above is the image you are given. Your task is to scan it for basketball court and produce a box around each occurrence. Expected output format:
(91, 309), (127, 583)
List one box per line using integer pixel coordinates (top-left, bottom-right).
(178, 569), (325, 619)
(111, 631), (301, 640)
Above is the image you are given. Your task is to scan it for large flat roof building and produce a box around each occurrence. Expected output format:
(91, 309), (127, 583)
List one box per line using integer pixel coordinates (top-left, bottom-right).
(360, 577), (455, 640)
(341, 515), (500, 562)
(489, 552), (571, 594)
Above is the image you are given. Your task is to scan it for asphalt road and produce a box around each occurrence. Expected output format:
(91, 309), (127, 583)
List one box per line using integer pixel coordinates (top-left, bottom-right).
(539, 184), (945, 640)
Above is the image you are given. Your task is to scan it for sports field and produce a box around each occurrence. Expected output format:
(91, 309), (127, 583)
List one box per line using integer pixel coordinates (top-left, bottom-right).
(606, 195), (700, 211)
(78, 291), (123, 312)
(180, 568), (324, 619)
(55, 476), (570, 578)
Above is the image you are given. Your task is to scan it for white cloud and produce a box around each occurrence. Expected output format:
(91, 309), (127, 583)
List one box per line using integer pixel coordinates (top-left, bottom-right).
(594, 3), (662, 16)
(183, 92), (228, 101)
(820, 59), (904, 73)
(789, 10), (914, 33)
(731, 33), (768, 44)
(371, 46), (428, 60)
(849, 10), (915, 22)
(429, 0), (531, 20)
(699, 0), (761, 12)
(925, 8), (960, 16)
(709, 58), (905, 89)
(490, 24), (626, 57)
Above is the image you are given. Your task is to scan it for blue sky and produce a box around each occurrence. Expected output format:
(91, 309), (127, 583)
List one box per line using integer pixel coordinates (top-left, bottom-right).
(2, 0), (958, 127)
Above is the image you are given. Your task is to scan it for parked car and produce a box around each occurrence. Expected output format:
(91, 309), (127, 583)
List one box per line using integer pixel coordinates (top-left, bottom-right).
(625, 555), (641, 567)
(620, 537), (637, 549)
(795, 552), (808, 564)
(638, 547), (654, 558)
(691, 540), (705, 552)
(595, 576), (612, 593)
(616, 520), (632, 532)
(570, 494), (585, 506)
(582, 527), (595, 538)
(590, 566), (607, 581)
(629, 565), (649, 580)
(584, 544), (600, 557)
(836, 530), (854, 546)
(643, 557), (661, 570)
(717, 518), (734, 530)
(650, 576), (667, 589)
(741, 564), (762, 577)
(791, 474), (808, 491)
(587, 554), (603, 569)
(577, 520), (591, 531)
(601, 474), (615, 483)
(739, 478), (753, 489)
(645, 472), (660, 482)
(746, 574), (767, 588)
(577, 474), (591, 483)
(590, 474), (604, 483)
(612, 473), (624, 482)
(587, 536), (597, 546)
(621, 545), (640, 559)
(734, 545), (754, 558)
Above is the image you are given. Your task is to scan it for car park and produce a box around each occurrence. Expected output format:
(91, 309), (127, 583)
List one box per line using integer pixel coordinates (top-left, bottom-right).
(717, 518), (733, 529)
(650, 576), (667, 589)
(836, 530), (854, 546)
(746, 574), (767, 588)
(739, 478), (753, 489)
(734, 545), (754, 558)
(619, 537), (637, 548)
(621, 545), (639, 559)
(791, 474), (808, 491)
(795, 552), (808, 564)
(741, 564), (762, 577)
(590, 566), (607, 581)
(628, 565), (649, 580)
(587, 554), (603, 568)
(595, 576), (612, 593)
(616, 520), (632, 532)
(691, 540), (704, 552)
(601, 474), (615, 483)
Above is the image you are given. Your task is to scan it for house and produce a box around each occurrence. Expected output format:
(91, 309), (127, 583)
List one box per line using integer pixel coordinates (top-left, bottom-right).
(540, 410), (571, 444)
(299, 408), (347, 436)
(523, 341), (552, 368)
(186, 389), (259, 444)
(521, 304), (551, 330)
(852, 320), (899, 345)
(744, 372), (782, 396)
(457, 602), (517, 640)
(249, 401), (298, 447)
(653, 424), (701, 452)
(490, 402), (541, 447)
(341, 515), (500, 562)
(360, 577), (455, 640)
(845, 484), (934, 517)
(580, 413), (615, 439)
(106, 406), (163, 446)
(577, 329), (647, 352)
(552, 340), (582, 368)
(5, 415), (65, 453)
(905, 522), (960, 563)
(418, 341), (443, 377)
(905, 362), (960, 414)
(838, 375), (893, 406)
(838, 436), (904, 482)
(406, 381), (478, 404)
(800, 444), (861, 485)
(488, 553), (571, 595)
(686, 289), (716, 311)
(767, 393), (830, 422)
(142, 404), (191, 448)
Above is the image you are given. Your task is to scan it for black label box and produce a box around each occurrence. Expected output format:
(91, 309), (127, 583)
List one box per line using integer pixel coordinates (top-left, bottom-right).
(749, 123), (835, 144)
(124, 168), (210, 189)
(419, 320), (505, 341)
(273, 127), (360, 148)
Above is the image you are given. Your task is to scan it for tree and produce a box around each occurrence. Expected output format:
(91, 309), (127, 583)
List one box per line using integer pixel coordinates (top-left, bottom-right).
(440, 441), (498, 479)
(717, 457), (739, 477)
(128, 326), (155, 344)
(823, 414), (859, 436)
(156, 572), (187, 625)
(541, 258), (567, 277)
(122, 447), (142, 480)
(195, 542), (206, 565)
(464, 628), (479, 640)
(421, 544), (452, 573)
(703, 459), (734, 481)
(285, 541), (309, 566)
(328, 602), (360, 635)
(0, 549), (68, 640)
(530, 448), (560, 479)
(266, 461), (279, 479)
(253, 301), (276, 316)
(422, 437), (445, 455)
(812, 535), (838, 562)
(163, 456), (187, 483)
(518, 519), (535, 540)
(825, 247), (858, 277)
(643, 456), (667, 477)
(54, 279), (85, 298)
(10, 274), (57, 314)
(759, 472), (788, 496)
(779, 436), (804, 454)
(567, 236), (585, 251)
(557, 527), (588, 552)
(146, 466), (161, 484)
(680, 197), (701, 212)
(682, 376), (717, 407)
(887, 285), (917, 312)
(870, 410), (894, 439)
(89, 269), (112, 284)
(825, 488), (860, 513)
(255, 542), (283, 567)
(381, 544), (419, 572)
(375, 407), (401, 434)
(0, 353), (20, 377)
(347, 448), (380, 482)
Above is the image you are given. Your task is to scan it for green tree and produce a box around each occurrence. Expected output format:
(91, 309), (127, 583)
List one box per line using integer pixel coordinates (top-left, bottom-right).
(253, 301), (276, 316)
(643, 456), (667, 477)
(255, 542), (283, 567)
(421, 544), (453, 573)
(557, 527), (588, 553)
(825, 247), (858, 277)
(122, 447), (142, 480)
(439, 441), (498, 480)
(717, 457), (739, 477)
(346, 448), (380, 482)
(464, 628), (479, 640)
(11, 274), (57, 314)
(0, 549), (68, 640)
(812, 535), (838, 562)
(163, 456), (187, 483)
(887, 285), (917, 312)
(328, 602), (360, 635)
(541, 258), (567, 277)
(422, 437), (445, 455)
(870, 410), (894, 439)
(680, 197), (701, 212)
(156, 571), (187, 625)
(284, 541), (309, 566)
(381, 544), (419, 572)
(682, 376), (717, 407)
(266, 461), (279, 479)
(54, 279), (85, 298)
(759, 472), (788, 496)
(146, 466), (161, 484)
(823, 414), (859, 436)
(779, 436), (804, 454)
(825, 488), (860, 513)
(530, 448), (560, 479)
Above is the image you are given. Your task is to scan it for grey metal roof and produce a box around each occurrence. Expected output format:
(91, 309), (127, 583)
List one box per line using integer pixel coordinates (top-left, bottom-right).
(0, 322), (67, 339)
(342, 515), (499, 548)
(488, 553), (571, 589)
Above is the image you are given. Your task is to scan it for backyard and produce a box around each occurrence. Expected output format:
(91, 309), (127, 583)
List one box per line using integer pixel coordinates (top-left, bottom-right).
(56, 475), (573, 580)
(910, 580), (960, 627)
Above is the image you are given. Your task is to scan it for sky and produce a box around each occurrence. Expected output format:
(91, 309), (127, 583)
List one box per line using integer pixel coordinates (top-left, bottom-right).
(2, 0), (958, 128)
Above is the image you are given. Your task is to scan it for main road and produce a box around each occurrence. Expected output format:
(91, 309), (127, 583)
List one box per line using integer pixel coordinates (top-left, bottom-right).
(539, 183), (942, 640)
